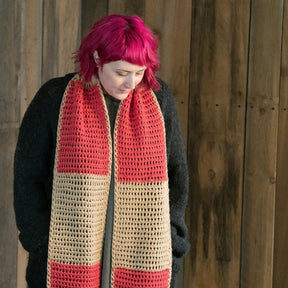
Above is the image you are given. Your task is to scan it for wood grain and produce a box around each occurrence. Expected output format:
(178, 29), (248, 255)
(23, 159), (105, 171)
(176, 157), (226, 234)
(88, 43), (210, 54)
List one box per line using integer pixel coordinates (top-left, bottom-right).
(273, 0), (288, 287)
(241, 0), (284, 287)
(81, 0), (108, 37)
(42, 0), (81, 83)
(144, 0), (191, 146)
(20, 0), (43, 115)
(108, 0), (146, 18)
(0, 0), (21, 125)
(0, 1), (22, 287)
(187, 0), (250, 287)
(0, 130), (19, 288)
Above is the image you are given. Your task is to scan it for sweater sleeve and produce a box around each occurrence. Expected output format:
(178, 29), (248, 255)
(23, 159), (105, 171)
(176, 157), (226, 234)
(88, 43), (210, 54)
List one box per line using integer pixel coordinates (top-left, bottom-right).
(13, 76), (70, 253)
(155, 79), (190, 286)
(14, 84), (53, 253)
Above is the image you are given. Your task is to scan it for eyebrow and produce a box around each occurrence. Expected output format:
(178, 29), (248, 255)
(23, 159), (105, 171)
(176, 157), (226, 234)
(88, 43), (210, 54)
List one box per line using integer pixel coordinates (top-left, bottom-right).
(115, 68), (146, 73)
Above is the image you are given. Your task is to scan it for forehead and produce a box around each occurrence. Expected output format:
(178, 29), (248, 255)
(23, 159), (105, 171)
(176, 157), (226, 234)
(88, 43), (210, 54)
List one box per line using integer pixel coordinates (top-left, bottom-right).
(106, 60), (146, 71)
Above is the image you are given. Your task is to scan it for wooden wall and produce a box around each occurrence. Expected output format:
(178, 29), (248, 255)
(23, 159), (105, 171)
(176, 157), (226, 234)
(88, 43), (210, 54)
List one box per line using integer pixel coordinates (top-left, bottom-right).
(1, 0), (288, 287)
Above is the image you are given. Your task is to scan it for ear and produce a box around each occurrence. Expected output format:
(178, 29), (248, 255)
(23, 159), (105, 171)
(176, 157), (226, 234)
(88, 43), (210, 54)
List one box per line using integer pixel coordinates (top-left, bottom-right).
(93, 50), (99, 64)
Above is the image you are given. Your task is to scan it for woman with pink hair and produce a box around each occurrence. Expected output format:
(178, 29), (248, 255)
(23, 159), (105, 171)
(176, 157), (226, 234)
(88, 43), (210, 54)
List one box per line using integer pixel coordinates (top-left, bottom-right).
(14, 14), (190, 288)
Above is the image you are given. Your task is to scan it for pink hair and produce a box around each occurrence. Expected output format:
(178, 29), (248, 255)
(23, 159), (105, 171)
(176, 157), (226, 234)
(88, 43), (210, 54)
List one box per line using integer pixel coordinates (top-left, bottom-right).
(74, 15), (160, 90)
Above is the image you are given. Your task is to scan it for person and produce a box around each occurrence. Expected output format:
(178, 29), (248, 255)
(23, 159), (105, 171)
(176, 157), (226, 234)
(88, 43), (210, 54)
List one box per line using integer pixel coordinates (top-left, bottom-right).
(14, 14), (190, 288)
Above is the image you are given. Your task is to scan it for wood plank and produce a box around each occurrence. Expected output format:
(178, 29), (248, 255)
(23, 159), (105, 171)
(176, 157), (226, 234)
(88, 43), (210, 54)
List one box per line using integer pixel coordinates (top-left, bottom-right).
(81, 0), (108, 37)
(187, 0), (250, 287)
(0, 0), (21, 125)
(273, 0), (288, 286)
(0, 1), (22, 287)
(145, 0), (191, 146)
(108, 0), (146, 18)
(241, 0), (284, 287)
(16, 1), (43, 287)
(20, 0), (43, 116)
(42, 0), (82, 83)
(0, 129), (19, 288)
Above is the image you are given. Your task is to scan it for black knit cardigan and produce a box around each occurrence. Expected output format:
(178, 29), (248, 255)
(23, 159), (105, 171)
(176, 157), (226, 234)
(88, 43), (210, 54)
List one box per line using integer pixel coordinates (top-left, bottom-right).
(14, 73), (190, 288)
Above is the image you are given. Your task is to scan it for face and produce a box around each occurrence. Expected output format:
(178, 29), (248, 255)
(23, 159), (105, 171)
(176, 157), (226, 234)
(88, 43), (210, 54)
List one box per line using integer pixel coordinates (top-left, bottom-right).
(97, 60), (146, 100)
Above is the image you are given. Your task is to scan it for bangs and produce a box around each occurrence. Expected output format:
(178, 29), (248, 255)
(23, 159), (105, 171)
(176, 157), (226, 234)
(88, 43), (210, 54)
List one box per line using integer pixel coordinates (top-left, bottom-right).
(100, 31), (156, 70)
(122, 33), (149, 67)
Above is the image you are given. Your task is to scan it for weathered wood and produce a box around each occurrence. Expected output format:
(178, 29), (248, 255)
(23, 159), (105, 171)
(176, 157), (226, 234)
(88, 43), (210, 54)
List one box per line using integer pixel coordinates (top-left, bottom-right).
(187, 0), (250, 287)
(20, 0), (43, 116)
(108, 0), (146, 18)
(144, 0), (191, 146)
(0, 0), (21, 125)
(273, 0), (288, 287)
(241, 0), (284, 287)
(0, 130), (19, 288)
(17, 241), (28, 288)
(0, 1), (22, 287)
(81, 0), (108, 37)
(42, 0), (82, 83)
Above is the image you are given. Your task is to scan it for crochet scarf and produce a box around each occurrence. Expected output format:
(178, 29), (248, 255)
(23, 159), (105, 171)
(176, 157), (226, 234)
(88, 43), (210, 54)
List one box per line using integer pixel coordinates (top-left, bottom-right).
(47, 74), (172, 288)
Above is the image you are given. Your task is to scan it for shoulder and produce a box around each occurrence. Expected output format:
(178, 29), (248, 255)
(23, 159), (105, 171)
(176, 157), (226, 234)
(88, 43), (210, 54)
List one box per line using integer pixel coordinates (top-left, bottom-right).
(34, 73), (76, 105)
(20, 73), (76, 133)
(153, 77), (178, 118)
(154, 77), (173, 103)
(24, 73), (76, 121)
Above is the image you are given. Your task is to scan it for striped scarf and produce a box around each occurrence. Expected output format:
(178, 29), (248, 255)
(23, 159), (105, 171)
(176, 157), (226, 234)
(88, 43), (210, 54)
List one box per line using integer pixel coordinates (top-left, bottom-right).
(47, 74), (172, 288)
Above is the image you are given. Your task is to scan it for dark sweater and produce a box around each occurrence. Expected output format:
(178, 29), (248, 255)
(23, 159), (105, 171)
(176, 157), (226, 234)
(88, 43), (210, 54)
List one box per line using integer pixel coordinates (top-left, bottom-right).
(14, 73), (190, 288)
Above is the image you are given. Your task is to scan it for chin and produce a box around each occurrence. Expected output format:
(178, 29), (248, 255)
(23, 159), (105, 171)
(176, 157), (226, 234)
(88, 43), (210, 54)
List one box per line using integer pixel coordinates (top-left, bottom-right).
(117, 95), (129, 100)
(112, 92), (129, 100)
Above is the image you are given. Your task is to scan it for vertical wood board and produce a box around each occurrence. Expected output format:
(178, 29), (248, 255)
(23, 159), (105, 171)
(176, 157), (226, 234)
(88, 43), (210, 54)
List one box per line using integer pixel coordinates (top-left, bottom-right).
(0, 1), (23, 287)
(241, 0), (284, 287)
(108, 0), (146, 18)
(81, 0), (108, 37)
(273, 0), (288, 287)
(0, 129), (19, 288)
(20, 0), (43, 116)
(145, 0), (192, 146)
(42, 0), (81, 83)
(187, 0), (249, 287)
(0, 0), (21, 125)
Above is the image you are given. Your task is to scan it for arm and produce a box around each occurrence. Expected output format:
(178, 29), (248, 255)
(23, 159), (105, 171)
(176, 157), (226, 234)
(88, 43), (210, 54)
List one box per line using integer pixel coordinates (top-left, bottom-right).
(14, 74), (73, 254)
(13, 83), (56, 287)
(14, 85), (54, 253)
(13, 73), (76, 287)
(14, 74), (74, 245)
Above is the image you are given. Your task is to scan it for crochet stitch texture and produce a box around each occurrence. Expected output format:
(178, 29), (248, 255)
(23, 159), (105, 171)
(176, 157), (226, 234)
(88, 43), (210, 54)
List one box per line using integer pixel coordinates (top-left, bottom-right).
(47, 74), (172, 287)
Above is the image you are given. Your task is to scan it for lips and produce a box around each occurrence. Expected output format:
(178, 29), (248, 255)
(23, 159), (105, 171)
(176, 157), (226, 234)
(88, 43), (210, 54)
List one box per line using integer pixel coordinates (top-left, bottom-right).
(119, 90), (130, 94)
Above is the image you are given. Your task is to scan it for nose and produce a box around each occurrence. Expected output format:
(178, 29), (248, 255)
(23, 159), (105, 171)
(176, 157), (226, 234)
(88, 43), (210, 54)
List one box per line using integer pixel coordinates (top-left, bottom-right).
(124, 75), (136, 89)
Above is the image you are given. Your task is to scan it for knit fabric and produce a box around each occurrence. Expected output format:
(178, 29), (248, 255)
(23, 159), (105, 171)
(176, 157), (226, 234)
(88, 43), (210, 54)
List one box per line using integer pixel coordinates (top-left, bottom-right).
(47, 74), (172, 287)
